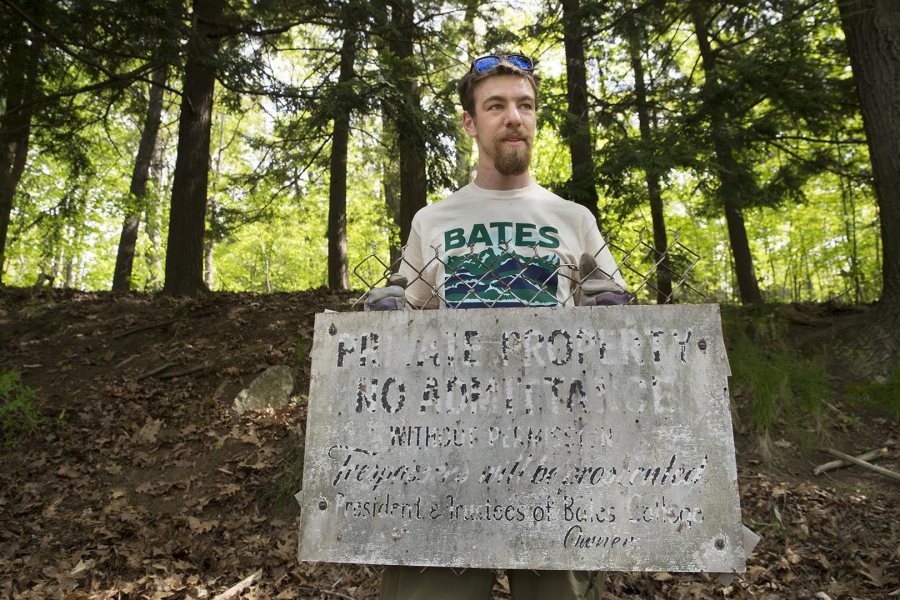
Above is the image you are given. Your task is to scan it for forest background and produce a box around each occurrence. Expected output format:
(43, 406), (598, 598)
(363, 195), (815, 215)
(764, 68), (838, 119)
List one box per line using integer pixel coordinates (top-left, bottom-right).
(1, 0), (898, 315)
(2, 1), (900, 597)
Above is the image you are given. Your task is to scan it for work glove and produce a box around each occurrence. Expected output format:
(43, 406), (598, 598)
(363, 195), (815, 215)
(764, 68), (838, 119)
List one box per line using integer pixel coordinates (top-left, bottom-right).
(578, 253), (631, 306)
(364, 274), (408, 311)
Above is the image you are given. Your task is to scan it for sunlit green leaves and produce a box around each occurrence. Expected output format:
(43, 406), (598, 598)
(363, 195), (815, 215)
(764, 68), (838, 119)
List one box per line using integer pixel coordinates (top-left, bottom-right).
(0, 0), (886, 304)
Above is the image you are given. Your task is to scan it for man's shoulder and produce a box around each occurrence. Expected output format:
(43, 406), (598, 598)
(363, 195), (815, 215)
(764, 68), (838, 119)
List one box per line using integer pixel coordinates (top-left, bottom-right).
(413, 184), (475, 220)
(529, 184), (594, 217)
(414, 182), (591, 217)
(529, 183), (566, 202)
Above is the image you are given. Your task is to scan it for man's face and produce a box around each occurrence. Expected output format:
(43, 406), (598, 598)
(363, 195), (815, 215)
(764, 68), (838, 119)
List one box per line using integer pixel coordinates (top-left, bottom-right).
(462, 75), (537, 176)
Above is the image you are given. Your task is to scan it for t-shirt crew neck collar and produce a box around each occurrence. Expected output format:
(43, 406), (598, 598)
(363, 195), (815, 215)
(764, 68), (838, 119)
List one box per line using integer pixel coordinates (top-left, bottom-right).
(468, 181), (539, 199)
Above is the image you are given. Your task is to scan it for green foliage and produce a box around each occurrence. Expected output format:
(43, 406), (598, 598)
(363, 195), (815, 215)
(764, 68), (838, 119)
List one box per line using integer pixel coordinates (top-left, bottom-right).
(852, 363), (900, 419)
(210, 123), (396, 292)
(0, 0), (888, 306)
(294, 336), (312, 367)
(260, 435), (305, 510)
(725, 309), (831, 436)
(0, 370), (41, 448)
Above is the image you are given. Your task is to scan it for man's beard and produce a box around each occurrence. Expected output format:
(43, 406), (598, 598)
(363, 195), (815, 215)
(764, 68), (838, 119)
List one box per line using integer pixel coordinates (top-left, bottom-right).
(490, 128), (532, 176)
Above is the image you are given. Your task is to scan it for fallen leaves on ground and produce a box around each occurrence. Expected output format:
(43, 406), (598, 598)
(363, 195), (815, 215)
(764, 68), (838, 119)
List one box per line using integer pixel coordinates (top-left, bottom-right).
(0, 289), (897, 599)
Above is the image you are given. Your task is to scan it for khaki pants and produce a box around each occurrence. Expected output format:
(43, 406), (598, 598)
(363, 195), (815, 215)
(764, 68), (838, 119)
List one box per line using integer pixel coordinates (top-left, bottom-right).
(380, 567), (606, 600)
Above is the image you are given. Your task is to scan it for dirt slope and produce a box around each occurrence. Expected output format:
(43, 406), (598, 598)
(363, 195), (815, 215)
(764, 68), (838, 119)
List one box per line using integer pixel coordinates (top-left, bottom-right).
(0, 289), (897, 599)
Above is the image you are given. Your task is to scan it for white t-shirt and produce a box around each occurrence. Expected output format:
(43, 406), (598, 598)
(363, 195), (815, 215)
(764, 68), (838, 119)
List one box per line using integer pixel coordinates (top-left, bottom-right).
(399, 182), (624, 308)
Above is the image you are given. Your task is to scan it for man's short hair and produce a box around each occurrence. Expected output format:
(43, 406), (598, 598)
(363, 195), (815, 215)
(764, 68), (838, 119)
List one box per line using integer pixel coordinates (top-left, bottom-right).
(457, 59), (540, 116)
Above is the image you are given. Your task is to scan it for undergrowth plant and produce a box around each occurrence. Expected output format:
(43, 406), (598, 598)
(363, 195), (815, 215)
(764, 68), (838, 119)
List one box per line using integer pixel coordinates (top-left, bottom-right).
(0, 369), (41, 448)
(260, 444), (305, 510)
(852, 361), (900, 419)
(259, 398), (308, 510)
(724, 308), (832, 444)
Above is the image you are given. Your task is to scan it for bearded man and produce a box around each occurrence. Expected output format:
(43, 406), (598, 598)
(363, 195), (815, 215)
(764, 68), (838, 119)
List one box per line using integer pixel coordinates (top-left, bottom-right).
(378, 53), (629, 600)
(395, 53), (626, 311)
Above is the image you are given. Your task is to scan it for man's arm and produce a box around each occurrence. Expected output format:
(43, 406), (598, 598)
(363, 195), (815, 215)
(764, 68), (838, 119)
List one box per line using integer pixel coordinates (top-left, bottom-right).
(577, 253), (631, 306)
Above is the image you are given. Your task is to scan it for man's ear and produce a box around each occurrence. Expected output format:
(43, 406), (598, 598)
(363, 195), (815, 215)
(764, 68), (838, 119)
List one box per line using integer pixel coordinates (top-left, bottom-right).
(462, 110), (478, 138)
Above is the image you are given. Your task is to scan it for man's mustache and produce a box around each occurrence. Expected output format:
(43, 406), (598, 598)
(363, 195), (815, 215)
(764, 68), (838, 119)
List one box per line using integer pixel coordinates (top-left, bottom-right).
(498, 129), (532, 143)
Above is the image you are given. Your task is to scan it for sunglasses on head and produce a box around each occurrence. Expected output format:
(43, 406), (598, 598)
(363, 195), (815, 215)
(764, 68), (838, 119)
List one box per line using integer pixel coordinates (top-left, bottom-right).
(470, 53), (535, 73)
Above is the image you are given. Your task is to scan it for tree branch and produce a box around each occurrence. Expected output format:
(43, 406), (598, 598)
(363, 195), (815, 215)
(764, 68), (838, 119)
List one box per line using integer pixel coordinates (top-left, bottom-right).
(820, 448), (900, 483)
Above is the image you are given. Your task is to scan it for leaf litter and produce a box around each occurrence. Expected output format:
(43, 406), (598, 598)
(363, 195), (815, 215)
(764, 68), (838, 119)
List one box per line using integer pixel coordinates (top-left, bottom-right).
(0, 288), (897, 599)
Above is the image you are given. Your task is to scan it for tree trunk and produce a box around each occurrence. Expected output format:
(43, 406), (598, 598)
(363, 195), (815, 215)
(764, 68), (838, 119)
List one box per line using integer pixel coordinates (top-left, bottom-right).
(112, 65), (167, 291)
(261, 240), (271, 293)
(0, 31), (42, 285)
(381, 115), (402, 267)
(390, 0), (427, 249)
(64, 250), (77, 288)
(144, 143), (166, 290)
(838, 0), (900, 309)
(691, 3), (763, 304)
(453, 0), (479, 190)
(204, 198), (217, 289)
(163, 0), (224, 296)
(839, 174), (862, 303)
(145, 202), (163, 290)
(204, 236), (215, 288)
(626, 10), (672, 303)
(327, 28), (358, 290)
(561, 0), (600, 223)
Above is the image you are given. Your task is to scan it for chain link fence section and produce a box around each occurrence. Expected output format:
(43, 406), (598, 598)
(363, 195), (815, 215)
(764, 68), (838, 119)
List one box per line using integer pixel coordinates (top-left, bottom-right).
(351, 228), (705, 310)
(610, 228), (706, 304)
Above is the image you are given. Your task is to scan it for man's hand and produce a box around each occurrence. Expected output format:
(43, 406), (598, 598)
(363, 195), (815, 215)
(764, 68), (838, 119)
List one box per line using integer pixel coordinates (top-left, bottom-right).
(364, 274), (408, 311)
(578, 253), (631, 306)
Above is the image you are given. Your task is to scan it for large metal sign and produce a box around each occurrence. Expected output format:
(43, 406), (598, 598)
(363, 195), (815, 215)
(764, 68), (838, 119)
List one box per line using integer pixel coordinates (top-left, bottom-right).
(298, 305), (745, 573)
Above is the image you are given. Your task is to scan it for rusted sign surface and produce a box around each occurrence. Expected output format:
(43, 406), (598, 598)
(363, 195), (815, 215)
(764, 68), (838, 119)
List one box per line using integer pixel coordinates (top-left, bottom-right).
(298, 305), (745, 573)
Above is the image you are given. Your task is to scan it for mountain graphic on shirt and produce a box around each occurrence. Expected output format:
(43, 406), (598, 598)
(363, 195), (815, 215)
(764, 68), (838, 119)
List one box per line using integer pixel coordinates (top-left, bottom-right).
(443, 248), (560, 308)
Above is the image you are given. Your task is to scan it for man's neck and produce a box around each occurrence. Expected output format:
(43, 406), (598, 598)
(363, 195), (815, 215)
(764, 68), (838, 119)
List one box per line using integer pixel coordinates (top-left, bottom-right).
(472, 166), (533, 191)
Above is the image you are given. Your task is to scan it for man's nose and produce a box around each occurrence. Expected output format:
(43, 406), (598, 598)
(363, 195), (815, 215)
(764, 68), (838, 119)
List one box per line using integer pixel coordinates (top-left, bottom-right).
(504, 105), (523, 124)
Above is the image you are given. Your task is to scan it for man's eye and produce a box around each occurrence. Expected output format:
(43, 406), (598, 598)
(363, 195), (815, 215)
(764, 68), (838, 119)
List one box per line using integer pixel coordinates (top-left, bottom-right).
(520, 103), (533, 111)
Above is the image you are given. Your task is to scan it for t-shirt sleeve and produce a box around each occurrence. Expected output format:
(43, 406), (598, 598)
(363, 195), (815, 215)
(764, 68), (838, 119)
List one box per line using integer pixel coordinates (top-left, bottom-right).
(581, 212), (627, 289)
